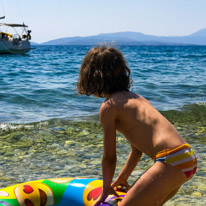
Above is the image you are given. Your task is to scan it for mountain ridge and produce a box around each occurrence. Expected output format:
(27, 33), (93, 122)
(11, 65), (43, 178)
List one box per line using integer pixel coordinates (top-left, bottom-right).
(39, 28), (206, 45)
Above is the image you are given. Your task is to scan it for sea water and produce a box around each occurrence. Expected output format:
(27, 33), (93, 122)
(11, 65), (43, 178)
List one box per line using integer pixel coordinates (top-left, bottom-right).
(0, 45), (206, 205)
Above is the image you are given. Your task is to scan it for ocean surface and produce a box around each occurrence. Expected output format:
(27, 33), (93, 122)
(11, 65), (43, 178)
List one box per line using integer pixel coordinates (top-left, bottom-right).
(0, 45), (206, 123)
(0, 45), (206, 205)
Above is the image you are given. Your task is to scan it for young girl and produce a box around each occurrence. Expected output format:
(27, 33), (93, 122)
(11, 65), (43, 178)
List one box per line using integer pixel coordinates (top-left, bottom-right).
(77, 46), (197, 206)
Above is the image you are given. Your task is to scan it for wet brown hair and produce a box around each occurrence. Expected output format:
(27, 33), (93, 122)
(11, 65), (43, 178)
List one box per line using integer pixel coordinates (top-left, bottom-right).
(77, 46), (132, 97)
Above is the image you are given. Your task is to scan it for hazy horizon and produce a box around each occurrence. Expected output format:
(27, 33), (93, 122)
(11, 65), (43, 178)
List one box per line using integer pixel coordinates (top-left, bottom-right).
(1, 0), (206, 43)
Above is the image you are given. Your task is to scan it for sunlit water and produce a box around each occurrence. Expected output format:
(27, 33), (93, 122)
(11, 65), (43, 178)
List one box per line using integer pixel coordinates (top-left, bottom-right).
(0, 45), (206, 205)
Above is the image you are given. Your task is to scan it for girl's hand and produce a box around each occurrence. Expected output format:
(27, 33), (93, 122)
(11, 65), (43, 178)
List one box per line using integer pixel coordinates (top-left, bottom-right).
(111, 178), (131, 192)
(94, 186), (119, 206)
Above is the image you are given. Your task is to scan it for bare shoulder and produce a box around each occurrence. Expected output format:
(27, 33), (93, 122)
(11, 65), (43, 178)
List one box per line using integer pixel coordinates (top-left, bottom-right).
(100, 91), (143, 123)
(108, 91), (141, 104)
(99, 98), (116, 120)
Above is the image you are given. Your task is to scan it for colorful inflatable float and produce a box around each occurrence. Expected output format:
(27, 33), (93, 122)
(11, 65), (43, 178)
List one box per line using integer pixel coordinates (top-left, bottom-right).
(0, 178), (126, 206)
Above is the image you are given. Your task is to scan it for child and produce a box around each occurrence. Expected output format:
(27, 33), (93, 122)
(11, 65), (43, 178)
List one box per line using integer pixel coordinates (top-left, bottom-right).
(77, 46), (197, 206)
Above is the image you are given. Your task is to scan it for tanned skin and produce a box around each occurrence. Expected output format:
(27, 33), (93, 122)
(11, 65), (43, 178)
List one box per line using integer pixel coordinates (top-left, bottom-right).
(94, 91), (187, 206)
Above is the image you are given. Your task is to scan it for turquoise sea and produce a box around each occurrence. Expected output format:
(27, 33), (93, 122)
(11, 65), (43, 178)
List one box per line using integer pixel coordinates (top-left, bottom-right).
(0, 45), (206, 205)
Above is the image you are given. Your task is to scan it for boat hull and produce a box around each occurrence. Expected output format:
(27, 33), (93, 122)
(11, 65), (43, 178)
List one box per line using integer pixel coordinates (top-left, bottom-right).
(0, 39), (30, 54)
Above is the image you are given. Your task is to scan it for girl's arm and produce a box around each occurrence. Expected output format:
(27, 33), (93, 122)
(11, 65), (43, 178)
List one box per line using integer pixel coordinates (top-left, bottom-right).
(94, 103), (119, 206)
(112, 145), (142, 190)
(101, 103), (117, 190)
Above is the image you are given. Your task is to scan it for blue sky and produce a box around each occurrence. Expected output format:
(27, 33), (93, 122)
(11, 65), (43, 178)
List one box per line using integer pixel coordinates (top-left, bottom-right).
(1, 0), (206, 43)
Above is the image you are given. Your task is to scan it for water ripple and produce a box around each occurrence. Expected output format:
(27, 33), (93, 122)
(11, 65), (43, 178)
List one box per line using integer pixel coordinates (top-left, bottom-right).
(0, 45), (205, 123)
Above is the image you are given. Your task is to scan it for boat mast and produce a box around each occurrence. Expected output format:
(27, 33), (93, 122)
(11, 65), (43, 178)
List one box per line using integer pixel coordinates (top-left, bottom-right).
(0, 0), (5, 19)
(16, 0), (25, 25)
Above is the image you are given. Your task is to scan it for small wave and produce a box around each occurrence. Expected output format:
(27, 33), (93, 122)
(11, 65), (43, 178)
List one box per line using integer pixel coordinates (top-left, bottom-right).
(0, 121), (48, 131)
(181, 54), (206, 58)
(7, 94), (40, 105)
(160, 102), (206, 125)
(0, 123), (34, 131)
(196, 102), (206, 106)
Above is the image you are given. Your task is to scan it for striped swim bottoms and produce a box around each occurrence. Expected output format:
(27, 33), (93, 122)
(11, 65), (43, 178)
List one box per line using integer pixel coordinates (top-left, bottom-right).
(155, 143), (197, 179)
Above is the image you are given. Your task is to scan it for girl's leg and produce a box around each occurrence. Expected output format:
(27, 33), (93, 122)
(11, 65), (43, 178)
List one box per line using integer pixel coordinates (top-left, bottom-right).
(119, 162), (187, 206)
(160, 186), (181, 206)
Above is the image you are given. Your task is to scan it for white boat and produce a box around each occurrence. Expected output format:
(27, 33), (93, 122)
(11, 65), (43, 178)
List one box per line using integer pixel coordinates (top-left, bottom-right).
(0, 22), (31, 54)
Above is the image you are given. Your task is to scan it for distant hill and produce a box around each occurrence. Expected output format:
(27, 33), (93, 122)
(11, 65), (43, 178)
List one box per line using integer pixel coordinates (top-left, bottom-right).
(30, 42), (39, 45)
(41, 29), (206, 46)
(190, 28), (206, 37)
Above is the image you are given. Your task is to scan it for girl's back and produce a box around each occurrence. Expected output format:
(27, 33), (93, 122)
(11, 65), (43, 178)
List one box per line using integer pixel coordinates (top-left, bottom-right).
(103, 90), (186, 159)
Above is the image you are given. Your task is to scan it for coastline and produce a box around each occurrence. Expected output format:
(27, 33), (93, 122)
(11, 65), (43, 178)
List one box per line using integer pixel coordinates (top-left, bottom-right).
(0, 45), (205, 205)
